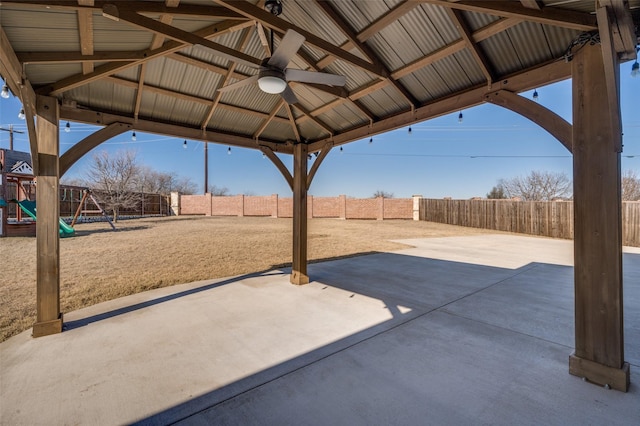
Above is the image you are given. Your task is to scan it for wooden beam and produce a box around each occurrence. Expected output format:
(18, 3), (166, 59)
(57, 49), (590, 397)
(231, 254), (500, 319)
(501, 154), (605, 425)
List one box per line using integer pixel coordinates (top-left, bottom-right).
(599, 0), (638, 59)
(254, 99), (285, 139)
(309, 59), (571, 151)
(291, 142), (309, 285)
(292, 103), (333, 136)
(101, 5), (262, 69)
(569, 42), (628, 392)
(596, 6), (623, 153)
(423, 0), (597, 31)
(77, 0), (95, 74)
(284, 103), (301, 143)
(59, 104), (291, 153)
(307, 142), (332, 190)
(484, 90), (572, 153)
(17, 51), (151, 64)
(33, 95), (63, 338)
(520, 0), (542, 10)
(212, 0), (386, 78)
(446, 8), (495, 83)
(38, 20), (253, 95)
(59, 123), (132, 176)
(169, 52), (251, 80)
(260, 145), (293, 191)
(357, 0), (420, 42)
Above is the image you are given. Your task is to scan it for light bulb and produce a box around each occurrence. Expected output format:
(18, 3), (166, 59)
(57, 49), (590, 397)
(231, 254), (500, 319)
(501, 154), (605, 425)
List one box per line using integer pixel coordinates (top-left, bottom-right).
(339, 146), (343, 153)
(131, 132), (136, 141)
(183, 140), (187, 149)
(632, 61), (639, 78)
(369, 137), (373, 144)
(1, 85), (9, 99)
(262, 152), (266, 158)
(458, 112), (463, 123)
(227, 147), (231, 155)
(533, 89), (539, 100)
(408, 126), (412, 135)
(65, 122), (71, 132)
(18, 108), (25, 120)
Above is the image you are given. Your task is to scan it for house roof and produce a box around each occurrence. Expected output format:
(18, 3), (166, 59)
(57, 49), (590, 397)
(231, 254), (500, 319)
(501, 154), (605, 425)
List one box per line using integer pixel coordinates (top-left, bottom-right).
(0, 1), (638, 155)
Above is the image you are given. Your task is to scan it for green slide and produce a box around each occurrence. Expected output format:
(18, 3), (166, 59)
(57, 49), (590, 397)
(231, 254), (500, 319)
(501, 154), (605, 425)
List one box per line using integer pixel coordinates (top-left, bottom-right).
(16, 200), (75, 237)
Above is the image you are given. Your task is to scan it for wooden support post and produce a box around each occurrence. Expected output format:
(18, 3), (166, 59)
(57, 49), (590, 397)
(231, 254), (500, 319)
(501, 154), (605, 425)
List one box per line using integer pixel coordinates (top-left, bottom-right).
(569, 43), (629, 391)
(33, 95), (63, 338)
(291, 143), (309, 285)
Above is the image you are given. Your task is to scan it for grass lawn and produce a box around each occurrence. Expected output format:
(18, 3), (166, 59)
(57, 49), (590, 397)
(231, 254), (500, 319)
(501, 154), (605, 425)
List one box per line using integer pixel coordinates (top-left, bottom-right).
(0, 216), (497, 342)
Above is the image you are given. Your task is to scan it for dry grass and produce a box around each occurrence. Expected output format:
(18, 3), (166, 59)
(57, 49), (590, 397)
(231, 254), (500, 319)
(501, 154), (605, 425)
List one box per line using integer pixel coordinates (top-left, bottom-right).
(0, 216), (497, 342)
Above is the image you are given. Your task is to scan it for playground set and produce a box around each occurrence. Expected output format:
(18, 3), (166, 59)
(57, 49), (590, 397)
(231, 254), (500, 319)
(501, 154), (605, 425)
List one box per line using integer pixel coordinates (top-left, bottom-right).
(0, 148), (114, 237)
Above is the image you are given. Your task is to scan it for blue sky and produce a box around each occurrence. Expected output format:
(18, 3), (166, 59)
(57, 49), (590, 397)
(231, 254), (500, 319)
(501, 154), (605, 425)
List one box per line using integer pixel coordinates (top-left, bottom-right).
(1, 63), (638, 199)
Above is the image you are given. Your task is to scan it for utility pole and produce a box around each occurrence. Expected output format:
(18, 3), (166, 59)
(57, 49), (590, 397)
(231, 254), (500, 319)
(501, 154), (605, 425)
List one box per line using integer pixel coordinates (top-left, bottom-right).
(204, 141), (208, 194)
(0, 125), (25, 150)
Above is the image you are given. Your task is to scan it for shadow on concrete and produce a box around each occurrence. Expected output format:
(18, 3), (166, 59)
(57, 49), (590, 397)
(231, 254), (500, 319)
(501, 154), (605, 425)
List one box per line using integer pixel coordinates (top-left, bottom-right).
(128, 251), (640, 425)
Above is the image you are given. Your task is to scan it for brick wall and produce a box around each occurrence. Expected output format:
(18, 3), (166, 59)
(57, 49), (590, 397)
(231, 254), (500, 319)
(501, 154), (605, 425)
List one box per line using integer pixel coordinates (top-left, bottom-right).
(178, 194), (413, 220)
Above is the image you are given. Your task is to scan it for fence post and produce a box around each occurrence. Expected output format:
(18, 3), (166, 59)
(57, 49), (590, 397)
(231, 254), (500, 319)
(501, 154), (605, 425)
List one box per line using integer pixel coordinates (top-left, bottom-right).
(377, 197), (384, 220)
(339, 195), (346, 219)
(412, 195), (422, 221)
(205, 193), (212, 216)
(308, 195), (313, 219)
(272, 194), (278, 218)
(170, 192), (180, 216)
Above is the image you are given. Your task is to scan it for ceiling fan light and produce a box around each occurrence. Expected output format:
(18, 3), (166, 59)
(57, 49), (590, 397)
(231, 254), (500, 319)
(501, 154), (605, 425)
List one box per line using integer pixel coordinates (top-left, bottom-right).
(258, 75), (287, 94)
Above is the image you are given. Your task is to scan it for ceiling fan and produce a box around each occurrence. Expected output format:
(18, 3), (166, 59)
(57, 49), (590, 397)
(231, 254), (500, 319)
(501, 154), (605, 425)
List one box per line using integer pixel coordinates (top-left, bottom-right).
(218, 29), (346, 105)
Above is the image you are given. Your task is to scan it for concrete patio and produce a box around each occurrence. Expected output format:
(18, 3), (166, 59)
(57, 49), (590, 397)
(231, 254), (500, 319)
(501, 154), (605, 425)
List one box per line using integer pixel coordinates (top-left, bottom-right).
(1, 234), (639, 425)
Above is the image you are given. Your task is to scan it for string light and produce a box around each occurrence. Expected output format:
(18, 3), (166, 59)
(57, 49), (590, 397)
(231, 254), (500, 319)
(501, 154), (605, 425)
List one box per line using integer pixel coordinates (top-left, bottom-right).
(18, 108), (25, 120)
(183, 140), (187, 149)
(369, 137), (373, 144)
(131, 131), (136, 141)
(458, 112), (463, 123)
(340, 146), (343, 153)
(408, 126), (412, 135)
(65, 122), (71, 132)
(262, 152), (266, 158)
(533, 89), (539, 100)
(632, 61), (639, 78)
(227, 146), (231, 155)
(1, 85), (9, 99)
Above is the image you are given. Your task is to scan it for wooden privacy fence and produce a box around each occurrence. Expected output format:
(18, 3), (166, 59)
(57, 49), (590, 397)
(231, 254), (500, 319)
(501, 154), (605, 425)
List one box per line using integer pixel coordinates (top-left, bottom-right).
(420, 198), (640, 247)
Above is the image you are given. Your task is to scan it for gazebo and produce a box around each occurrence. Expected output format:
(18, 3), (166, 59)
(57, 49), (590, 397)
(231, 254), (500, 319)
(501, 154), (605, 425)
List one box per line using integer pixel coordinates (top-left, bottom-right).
(0, 0), (637, 392)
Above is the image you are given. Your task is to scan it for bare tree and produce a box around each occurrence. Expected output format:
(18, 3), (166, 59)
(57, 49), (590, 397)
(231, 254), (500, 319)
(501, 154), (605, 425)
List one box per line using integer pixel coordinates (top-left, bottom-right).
(486, 184), (506, 199)
(208, 184), (230, 196)
(500, 171), (572, 201)
(137, 167), (197, 195)
(373, 190), (394, 198)
(622, 170), (640, 201)
(85, 150), (140, 222)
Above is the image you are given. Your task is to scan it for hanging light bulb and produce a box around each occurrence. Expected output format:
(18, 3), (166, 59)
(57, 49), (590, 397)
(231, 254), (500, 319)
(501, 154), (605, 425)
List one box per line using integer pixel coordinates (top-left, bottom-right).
(408, 126), (412, 135)
(533, 89), (539, 100)
(262, 152), (266, 158)
(65, 122), (71, 133)
(458, 111), (463, 123)
(339, 146), (343, 153)
(369, 137), (373, 144)
(1, 85), (9, 99)
(632, 61), (639, 78)
(18, 108), (25, 120)
(131, 131), (136, 141)
(227, 147), (231, 155)
(183, 140), (187, 149)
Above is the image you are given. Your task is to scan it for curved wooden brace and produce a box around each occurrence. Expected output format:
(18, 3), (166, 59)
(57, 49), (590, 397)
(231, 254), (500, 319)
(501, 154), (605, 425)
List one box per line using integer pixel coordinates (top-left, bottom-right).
(307, 142), (332, 190)
(59, 122), (132, 176)
(485, 90), (572, 153)
(260, 145), (293, 191)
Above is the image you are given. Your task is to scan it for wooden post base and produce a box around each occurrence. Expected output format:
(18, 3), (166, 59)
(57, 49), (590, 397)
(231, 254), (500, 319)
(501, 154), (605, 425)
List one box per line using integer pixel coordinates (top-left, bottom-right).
(569, 353), (630, 392)
(290, 270), (309, 285)
(32, 313), (63, 338)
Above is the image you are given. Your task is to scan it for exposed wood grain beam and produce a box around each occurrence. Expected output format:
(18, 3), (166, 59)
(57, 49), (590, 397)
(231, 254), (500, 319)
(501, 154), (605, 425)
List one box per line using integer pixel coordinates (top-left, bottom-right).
(485, 90), (572, 152)
(201, 27), (253, 129)
(255, 22), (272, 57)
(292, 103), (333, 136)
(284, 103), (301, 143)
(596, 6), (622, 152)
(307, 142), (332, 189)
(254, 99), (285, 139)
(169, 52), (252, 80)
(309, 59), (571, 151)
(212, 0), (386, 78)
(77, 0), (95, 74)
(348, 79), (389, 101)
(60, 122), (132, 176)
(259, 146), (293, 190)
(357, 0), (421, 42)
(60, 104), (290, 153)
(37, 20), (253, 95)
(423, 0), (597, 31)
(102, 5), (262, 69)
(3, 1), (247, 19)
(17, 51), (151, 64)
(314, 0), (417, 108)
(599, 0), (638, 59)
(391, 17), (520, 80)
(446, 8), (495, 83)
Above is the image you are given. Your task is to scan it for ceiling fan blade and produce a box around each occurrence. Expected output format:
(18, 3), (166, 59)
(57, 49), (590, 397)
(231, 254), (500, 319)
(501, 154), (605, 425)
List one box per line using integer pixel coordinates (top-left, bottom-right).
(285, 69), (346, 87)
(280, 85), (299, 105)
(268, 29), (305, 70)
(217, 75), (259, 93)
